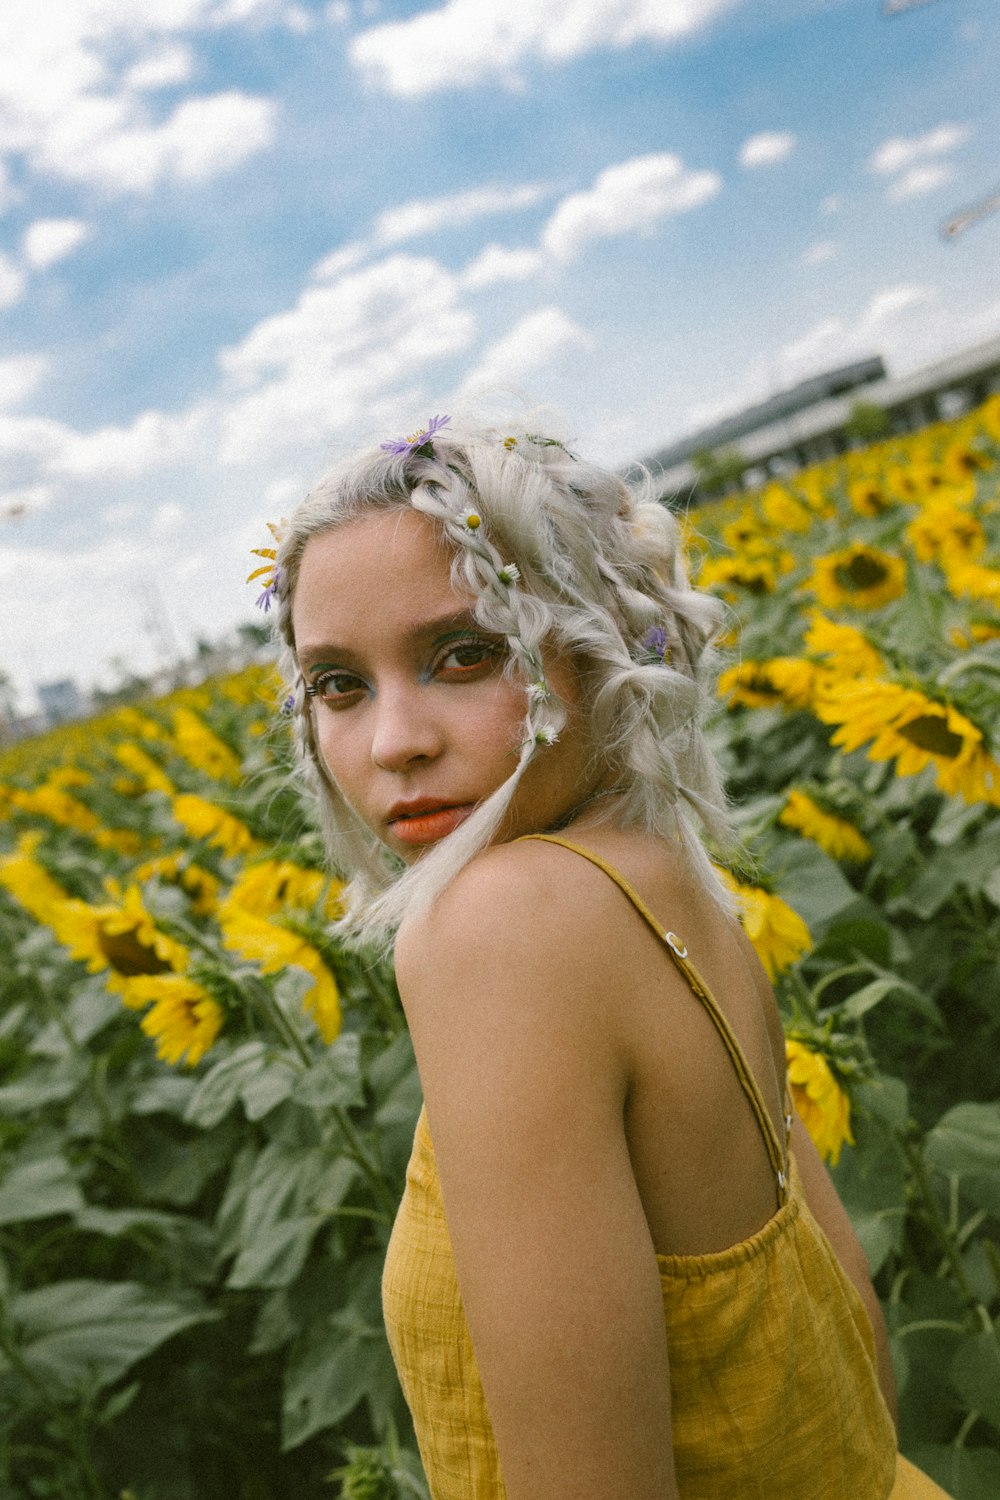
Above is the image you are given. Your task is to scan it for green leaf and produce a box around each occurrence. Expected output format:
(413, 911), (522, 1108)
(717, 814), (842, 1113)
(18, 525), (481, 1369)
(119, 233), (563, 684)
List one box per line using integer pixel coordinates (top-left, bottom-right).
(226, 1214), (320, 1290)
(840, 974), (941, 1025)
(6, 1279), (217, 1393)
(183, 1041), (270, 1128)
(130, 1072), (197, 1117)
(772, 840), (858, 929)
(293, 1032), (363, 1110)
(0, 1154), (83, 1225)
(908, 1444), (1000, 1500)
(950, 1330), (1000, 1433)
(282, 1305), (392, 1450)
(926, 1103), (1000, 1178)
(240, 1053), (298, 1121)
(0, 1074), (81, 1114)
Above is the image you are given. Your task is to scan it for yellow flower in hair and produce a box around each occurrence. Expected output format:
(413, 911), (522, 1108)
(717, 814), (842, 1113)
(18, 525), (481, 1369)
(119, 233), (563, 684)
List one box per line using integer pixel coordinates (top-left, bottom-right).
(786, 1039), (854, 1165)
(779, 789), (872, 863)
(808, 543), (906, 611)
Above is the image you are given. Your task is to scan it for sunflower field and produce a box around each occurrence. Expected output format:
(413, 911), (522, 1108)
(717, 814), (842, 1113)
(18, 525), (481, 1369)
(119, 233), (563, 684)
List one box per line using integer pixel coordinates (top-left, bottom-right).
(2, 395), (1000, 1500)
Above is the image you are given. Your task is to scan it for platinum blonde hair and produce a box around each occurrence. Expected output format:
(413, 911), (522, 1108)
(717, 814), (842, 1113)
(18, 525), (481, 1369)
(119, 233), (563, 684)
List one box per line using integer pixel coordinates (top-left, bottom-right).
(273, 415), (736, 948)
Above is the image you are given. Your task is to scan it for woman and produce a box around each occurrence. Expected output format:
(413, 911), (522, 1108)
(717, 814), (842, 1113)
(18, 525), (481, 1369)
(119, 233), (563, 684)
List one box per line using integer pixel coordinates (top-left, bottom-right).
(271, 415), (947, 1499)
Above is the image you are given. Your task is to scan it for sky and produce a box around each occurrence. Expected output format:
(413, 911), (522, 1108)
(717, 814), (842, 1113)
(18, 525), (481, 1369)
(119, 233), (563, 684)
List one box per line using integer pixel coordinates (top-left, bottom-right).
(2, 0), (999, 713)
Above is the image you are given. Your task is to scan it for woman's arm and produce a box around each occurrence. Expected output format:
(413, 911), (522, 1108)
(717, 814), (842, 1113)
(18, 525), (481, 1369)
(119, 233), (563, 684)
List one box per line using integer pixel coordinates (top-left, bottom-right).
(394, 845), (680, 1500)
(790, 1112), (898, 1429)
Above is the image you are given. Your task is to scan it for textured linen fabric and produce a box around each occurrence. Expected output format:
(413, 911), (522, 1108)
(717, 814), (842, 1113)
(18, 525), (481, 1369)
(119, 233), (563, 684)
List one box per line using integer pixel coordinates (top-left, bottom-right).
(381, 838), (944, 1500)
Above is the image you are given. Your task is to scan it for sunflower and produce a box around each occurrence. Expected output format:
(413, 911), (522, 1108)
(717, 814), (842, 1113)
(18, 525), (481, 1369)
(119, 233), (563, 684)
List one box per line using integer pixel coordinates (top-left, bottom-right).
(814, 678), (1000, 806)
(134, 854), (221, 916)
(219, 858), (334, 923)
(171, 708), (242, 784)
(219, 906), (341, 1044)
(786, 1039), (854, 1165)
(760, 483), (813, 533)
(848, 477), (894, 518)
(9, 783), (102, 836)
(0, 840), (71, 925)
(717, 658), (817, 711)
(803, 611), (886, 679)
(698, 555), (778, 596)
(942, 556), (1000, 606)
(113, 742), (176, 796)
(721, 872), (813, 979)
(808, 544), (906, 611)
(905, 502), (985, 566)
(779, 789), (872, 863)
(171, 793), (261, 859)
(49, 884), (190, 993)
(124, 974), (224, 1067)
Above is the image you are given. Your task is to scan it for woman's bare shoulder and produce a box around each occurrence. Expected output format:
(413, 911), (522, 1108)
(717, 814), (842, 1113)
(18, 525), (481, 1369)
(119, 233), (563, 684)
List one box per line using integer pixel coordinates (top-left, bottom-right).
(395, 836), (628, 975)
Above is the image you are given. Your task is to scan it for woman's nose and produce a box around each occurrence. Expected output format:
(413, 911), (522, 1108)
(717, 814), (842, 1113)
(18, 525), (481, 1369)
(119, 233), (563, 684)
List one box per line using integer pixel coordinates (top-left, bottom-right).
(370, 685), (444, 770)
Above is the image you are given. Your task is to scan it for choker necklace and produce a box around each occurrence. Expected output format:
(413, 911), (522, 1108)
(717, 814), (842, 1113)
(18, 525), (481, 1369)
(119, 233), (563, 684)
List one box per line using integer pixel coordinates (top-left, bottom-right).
(545, 784), (627, 834)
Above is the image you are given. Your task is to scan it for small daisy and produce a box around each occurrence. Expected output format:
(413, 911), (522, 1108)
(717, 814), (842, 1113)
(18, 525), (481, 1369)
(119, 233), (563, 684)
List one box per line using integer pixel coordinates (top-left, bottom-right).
(496, 562), (520, 586)
(460, 509), (483, 533)
(527, 679), (550, 701)
(534, 725), (559, 747)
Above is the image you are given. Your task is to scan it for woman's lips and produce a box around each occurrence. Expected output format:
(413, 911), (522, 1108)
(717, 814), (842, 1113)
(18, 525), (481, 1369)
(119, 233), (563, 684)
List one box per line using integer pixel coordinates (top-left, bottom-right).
(388, 804), (474, 846)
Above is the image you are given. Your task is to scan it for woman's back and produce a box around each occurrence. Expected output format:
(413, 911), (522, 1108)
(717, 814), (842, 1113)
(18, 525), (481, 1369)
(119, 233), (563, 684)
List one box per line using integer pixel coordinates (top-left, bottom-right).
(385, 827), (898, 1499)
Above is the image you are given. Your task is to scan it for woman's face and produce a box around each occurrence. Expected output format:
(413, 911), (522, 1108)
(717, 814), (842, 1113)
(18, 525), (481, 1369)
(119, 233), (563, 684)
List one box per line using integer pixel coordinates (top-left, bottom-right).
(292, 508), (599, 863)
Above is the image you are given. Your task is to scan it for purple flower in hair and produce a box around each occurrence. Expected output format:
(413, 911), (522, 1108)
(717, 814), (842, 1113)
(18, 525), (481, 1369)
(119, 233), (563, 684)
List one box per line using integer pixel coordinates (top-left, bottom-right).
(641, 626), (669, 663)
(380, 413), (451, 456)
(255, 567), (282, 612)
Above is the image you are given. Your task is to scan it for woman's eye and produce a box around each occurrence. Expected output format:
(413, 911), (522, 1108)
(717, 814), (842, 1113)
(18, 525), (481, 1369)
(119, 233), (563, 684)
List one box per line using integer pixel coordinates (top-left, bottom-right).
(437, 640), (501, 675)
(311, 671), (366, 706)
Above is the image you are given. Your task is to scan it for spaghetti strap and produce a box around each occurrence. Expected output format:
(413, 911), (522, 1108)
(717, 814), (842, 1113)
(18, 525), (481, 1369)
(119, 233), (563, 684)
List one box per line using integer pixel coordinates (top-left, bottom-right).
(520, 833), (790, 1204)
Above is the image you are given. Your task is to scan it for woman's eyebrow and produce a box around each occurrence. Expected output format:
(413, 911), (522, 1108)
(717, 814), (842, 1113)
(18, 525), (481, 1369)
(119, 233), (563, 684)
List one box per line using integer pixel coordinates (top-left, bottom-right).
(297, 610), (486, 671)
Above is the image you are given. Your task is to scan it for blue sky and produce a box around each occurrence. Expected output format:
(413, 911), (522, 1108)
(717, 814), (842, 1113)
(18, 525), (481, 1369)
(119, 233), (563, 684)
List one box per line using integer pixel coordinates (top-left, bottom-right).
(2, 0), (999, 710)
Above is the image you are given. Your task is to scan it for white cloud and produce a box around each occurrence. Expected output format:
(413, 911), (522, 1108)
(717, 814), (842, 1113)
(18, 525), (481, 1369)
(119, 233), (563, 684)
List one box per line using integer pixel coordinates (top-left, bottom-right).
(350, 0), (737, 96)
(217, 253), (477, 463)
(887, 163), (954, 202)
(541, 153), (721, 262)
(123, 44), (195, 92)
(777, 283), (937, 377)
(801, 240), (836, 266)
(0, 6), (280, 195)
(461, 243), (545, 289)
(49, 406), (210, 481)
(311, 240), (370, 279)
(375, 182), (552, 245)
(456, 306), (589, 397)
(0, 355), (49, 407)
(819, 194), (842, 216)
(22, 217), (90, 270)
(0, 159), (17, 215)
(868, 122), (971, 176)
(0, 251), (26, 309)
(862, 284), (934, 328)
(738, 131), (796, 168)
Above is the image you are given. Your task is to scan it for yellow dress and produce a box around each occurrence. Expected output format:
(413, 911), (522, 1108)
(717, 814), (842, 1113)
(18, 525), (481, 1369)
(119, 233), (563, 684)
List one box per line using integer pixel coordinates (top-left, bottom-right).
(382, 836), (950, 1500)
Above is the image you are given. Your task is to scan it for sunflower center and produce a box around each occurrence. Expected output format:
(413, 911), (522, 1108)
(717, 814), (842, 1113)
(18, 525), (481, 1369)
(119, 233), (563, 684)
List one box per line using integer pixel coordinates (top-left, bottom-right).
(98, 926), (174, 976)
(834, 553), (887, 591)
(898, 714), (964, 758)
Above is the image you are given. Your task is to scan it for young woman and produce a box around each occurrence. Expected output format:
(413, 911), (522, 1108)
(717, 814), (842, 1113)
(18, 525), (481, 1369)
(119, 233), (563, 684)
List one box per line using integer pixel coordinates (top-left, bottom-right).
(272, 415), (948, 1500)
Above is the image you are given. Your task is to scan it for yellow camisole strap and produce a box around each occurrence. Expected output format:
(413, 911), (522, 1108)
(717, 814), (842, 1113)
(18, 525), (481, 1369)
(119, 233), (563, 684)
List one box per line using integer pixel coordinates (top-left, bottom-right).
(519, 833), (790, 1206)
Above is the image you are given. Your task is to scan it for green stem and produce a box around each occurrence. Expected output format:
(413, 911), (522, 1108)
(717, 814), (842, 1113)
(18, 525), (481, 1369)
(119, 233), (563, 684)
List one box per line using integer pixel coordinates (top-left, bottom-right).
(954, 1409), (980, 1447)
(898, 1134), (980, 1311)
(330, 1105), (397, 1224)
